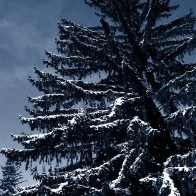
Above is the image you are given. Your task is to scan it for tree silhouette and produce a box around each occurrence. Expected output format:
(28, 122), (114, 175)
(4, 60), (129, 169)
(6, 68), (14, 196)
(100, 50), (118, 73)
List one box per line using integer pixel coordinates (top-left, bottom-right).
(1, 0), (196, 195)
(0, 158), (24, 195)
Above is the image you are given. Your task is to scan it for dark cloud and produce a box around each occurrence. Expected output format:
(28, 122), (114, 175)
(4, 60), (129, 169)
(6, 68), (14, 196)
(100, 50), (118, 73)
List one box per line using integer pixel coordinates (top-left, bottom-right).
(0, 0), (96, 72)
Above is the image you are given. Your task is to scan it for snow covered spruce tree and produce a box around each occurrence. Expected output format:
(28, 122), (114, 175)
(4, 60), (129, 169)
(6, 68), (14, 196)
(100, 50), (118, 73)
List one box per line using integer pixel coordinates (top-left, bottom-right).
(1, 0), (196, 195)
(0, 158), (24, 195)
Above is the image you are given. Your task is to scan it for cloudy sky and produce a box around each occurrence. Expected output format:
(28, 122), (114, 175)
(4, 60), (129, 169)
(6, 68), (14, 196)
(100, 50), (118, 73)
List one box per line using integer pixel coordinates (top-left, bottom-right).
(0, 0), (195, 186)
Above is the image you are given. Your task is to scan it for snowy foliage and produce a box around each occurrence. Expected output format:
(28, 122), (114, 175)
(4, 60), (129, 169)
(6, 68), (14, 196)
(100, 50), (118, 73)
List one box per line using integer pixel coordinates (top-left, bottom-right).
(1, 0), (196, 195)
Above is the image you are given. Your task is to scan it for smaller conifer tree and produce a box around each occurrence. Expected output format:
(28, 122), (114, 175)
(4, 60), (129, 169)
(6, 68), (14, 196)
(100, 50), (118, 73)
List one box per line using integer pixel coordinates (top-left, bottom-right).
(0, 158), (24, 195)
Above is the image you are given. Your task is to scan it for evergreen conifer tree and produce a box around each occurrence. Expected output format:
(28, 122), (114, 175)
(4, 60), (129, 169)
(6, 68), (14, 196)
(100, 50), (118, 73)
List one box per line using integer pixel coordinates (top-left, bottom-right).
(1, 0), (196, 195)
(0, 159), (24, 195)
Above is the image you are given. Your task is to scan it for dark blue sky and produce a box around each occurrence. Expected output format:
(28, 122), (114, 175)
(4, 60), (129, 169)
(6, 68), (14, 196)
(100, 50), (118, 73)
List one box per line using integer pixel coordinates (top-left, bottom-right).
(0, 0), (195, 185)
(0, 0), (97, 147)
(0, 0), (97, 185)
